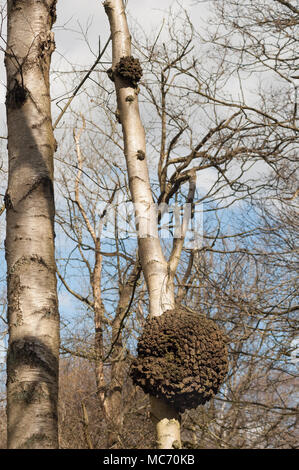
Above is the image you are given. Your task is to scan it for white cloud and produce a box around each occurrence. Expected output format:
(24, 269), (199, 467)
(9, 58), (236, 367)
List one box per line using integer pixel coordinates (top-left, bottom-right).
(58, 292), (74, 311)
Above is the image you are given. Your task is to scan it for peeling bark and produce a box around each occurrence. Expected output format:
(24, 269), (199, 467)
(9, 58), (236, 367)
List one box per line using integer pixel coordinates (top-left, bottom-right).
(150, 397), (181, 449)
(5, 0), (59, 449)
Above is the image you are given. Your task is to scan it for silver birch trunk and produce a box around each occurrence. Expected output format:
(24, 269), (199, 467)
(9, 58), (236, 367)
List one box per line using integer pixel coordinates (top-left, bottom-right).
(5, 0), (59, 448)
(104, 0), (182, 449)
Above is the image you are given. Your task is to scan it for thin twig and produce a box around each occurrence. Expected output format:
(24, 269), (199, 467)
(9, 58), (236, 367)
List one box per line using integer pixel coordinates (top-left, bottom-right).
(53, 34), (111, 129)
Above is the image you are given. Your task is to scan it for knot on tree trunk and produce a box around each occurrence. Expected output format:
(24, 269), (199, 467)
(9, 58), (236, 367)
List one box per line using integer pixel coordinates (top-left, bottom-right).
(130, 307), (228, 412)
(6, 80), (28, 109)
(115, 56), (143, 88)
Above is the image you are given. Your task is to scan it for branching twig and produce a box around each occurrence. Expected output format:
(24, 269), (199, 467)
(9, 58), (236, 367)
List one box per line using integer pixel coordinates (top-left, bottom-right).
(53, 34), (111, 129)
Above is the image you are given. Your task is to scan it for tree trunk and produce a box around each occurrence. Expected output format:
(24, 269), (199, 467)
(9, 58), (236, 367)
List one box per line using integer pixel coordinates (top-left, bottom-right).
(104, 0), (181, 449)
(104, 0), (175, 318)
(5, 0), (59, 449)
(150, 397), (181, 449)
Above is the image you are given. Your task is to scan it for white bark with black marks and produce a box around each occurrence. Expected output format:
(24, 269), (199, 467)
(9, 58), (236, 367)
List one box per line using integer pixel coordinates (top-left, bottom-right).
(5, 0), (59, 449)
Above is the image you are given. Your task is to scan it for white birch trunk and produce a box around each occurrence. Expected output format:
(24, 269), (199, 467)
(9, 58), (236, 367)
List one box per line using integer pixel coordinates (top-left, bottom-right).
(104, 0), (174, 318)
(5, 0), (59, 448)
(104, 0), (182, 449)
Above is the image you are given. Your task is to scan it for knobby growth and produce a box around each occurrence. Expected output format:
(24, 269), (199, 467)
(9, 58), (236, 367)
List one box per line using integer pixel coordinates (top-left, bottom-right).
(130, 307), (228, 412)
(115, 56), (142, 88)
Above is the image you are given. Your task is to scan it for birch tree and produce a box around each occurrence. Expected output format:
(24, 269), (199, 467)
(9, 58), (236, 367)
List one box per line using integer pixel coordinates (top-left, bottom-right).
(103, 0), (228, 449)
(5, 0), (59, 448)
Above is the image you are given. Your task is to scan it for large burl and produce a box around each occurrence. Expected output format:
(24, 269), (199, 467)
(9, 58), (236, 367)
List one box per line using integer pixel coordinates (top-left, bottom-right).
(130, 308), (228, 412)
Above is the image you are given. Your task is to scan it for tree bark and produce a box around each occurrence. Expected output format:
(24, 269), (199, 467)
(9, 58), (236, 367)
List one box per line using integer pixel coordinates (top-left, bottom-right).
(5, 0), (59, 449)
(150, 397), (181, 449)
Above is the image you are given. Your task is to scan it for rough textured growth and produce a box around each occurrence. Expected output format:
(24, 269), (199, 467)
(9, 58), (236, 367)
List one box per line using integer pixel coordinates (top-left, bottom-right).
(137, 149), (145, 160)
(130, 308), (228, 412)
(115, 56), (143, 88)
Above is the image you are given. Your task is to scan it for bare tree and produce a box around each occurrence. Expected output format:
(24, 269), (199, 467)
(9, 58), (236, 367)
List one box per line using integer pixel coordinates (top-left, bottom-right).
(104, 0), (182, 448)
(54, 109), (144, 448)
